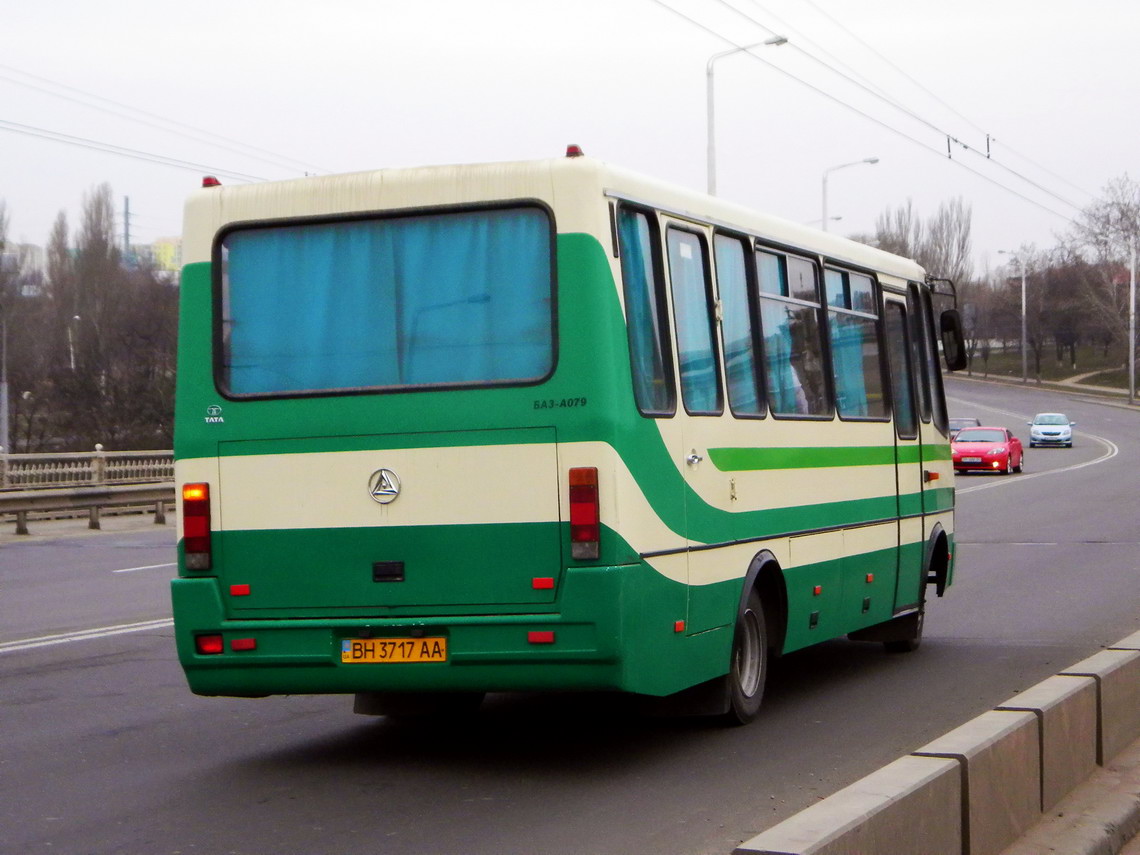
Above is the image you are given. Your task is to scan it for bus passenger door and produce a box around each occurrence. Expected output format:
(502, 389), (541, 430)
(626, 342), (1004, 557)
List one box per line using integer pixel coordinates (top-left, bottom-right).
(883, 298), (925, 612)
(663, 222), (725, 635)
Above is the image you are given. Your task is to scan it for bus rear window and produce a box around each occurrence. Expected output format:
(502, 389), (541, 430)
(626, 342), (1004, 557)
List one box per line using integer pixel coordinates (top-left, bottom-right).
(217, 206), (554, 397)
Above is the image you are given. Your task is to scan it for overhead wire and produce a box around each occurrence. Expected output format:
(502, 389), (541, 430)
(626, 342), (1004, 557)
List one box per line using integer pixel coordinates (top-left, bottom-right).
(0, 62), (328, 176)
(650, 0), (1076, 222)
(792, 0), (1096, 200)
(711, 0), (1083, 213)
(0, 118), (268, 183)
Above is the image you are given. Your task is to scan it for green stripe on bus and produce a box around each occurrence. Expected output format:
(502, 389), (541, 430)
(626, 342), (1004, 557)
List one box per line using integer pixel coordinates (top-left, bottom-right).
(708, 444), (950, 471)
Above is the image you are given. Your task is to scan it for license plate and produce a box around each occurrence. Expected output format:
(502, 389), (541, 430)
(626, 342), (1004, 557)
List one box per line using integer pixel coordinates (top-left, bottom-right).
(341, 637), (447, 664)
(962, 457), (982, 463)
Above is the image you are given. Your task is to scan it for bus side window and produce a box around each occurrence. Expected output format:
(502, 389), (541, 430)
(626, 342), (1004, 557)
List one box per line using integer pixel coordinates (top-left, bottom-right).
(756, 249), (831, 417)
(824, 269), (887, 420)
(884, 301), (918, 439)
(714, 233), (764, 417)
(666, 227), (723, 416)
(910, 284), (950, 434)
(617, 207), (676, 416)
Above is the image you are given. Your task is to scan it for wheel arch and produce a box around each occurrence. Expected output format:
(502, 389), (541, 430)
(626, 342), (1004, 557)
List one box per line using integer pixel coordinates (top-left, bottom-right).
(925, 523), (952, 598)
(738, 550), (788, 655)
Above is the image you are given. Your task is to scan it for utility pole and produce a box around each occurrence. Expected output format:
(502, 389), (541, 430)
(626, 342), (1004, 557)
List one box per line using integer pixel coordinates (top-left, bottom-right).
(123, 196), (131, 260)
(1130, 235), (1136, 406)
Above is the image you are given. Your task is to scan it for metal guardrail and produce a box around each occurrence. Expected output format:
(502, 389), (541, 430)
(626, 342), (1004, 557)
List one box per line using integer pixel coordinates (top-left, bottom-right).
(0, 450), (174, 535)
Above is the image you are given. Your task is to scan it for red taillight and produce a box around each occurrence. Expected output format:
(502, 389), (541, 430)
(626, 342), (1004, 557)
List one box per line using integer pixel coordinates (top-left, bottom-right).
(195, 634), (224, 655)
(182, 482), (212, 570)
(565, 144), (584, 157)
(202, 176), (222, 187)
(569, 467), (599, 560)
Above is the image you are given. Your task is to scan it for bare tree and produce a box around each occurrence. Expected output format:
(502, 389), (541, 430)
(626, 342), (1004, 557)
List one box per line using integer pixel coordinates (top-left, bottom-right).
(1065, 175), (1140, 359)
(874, 197), (974, 286)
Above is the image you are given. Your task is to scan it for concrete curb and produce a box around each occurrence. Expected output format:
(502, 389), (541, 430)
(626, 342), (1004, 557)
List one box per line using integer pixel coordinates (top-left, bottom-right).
(734, 630), (1140, 855)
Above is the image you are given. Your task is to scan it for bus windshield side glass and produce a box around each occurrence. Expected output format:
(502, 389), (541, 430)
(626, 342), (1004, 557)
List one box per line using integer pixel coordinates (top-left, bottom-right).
(218, 206), (554, 396)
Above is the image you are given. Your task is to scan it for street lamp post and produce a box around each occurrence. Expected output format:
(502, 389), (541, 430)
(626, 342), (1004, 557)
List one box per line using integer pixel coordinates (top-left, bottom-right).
(0, 304), (8, 454)
(1130, 236), (1136, 406)
(67, 314), (80, 371)
(999, 251), (1028, 384)
(821, 158), (879, 232)
(706, 36), (787, 196)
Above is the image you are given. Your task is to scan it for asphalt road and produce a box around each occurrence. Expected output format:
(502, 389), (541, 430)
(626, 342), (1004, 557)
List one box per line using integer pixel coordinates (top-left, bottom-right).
(2, 376), (1138, 855)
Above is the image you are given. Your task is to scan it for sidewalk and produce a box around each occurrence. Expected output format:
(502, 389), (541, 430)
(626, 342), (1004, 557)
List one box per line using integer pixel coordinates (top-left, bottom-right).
(1003, 736), (1140, 855)
(955, 369), (1137, 403)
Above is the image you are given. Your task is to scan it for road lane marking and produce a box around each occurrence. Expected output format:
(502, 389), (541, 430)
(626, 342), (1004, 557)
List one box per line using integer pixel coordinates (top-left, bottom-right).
(947, 395), (1119, 494)
(112, 562), (176, 574)
(0, 619), (173, 655)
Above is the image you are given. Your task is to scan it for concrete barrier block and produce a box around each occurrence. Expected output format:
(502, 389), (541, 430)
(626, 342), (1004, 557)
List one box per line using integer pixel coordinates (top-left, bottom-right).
(996, 675), (1098, 812)
(1110, 631), (1140, 651)
(733, 755), (961, 855)
(913, 709), (1039, 855)
(1062, 649), (1140, 764)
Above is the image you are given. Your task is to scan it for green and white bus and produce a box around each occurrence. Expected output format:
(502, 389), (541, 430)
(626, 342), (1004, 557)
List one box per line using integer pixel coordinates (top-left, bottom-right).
(172, 149), (966, 724)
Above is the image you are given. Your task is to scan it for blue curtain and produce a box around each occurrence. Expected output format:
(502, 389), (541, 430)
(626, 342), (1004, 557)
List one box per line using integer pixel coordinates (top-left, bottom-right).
(617, 209), (672, 414)
(223, 208), (552, 395)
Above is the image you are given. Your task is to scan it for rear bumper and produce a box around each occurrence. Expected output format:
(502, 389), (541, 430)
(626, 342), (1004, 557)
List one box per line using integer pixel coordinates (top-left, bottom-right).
(171, 563), (729, 698)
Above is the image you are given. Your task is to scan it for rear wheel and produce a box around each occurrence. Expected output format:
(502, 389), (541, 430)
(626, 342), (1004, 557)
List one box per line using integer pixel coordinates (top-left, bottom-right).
(883, 608), (924, 653)
(1004, 456), (1013, 475)
(1014, 452), (1023, 473)
(719, 589), (768, 726)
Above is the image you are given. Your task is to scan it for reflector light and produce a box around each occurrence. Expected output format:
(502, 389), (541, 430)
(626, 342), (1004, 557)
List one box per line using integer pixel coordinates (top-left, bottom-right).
(230, 638), (257, 651)
(568, 467), (600, 560)
(813, 585), (823, 596)
(230, 584), (251, 596)
(182, 482), (212, 570)
(865, 574), (874, 584)
(196, 634), (224, 655)
(528, 631), (555, 644)
(202, 176), (222, 187)
(566, 144), (584, 157)
(532, 577), (555, 590)
(674, 620), (685, 633)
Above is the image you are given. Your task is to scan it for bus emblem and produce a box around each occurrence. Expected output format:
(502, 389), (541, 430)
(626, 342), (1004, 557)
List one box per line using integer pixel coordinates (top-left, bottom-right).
(368, 468), (401, 504)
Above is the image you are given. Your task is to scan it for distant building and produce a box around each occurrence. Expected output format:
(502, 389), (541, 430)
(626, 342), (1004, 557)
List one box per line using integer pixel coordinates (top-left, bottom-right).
(150, 237), (182, 273)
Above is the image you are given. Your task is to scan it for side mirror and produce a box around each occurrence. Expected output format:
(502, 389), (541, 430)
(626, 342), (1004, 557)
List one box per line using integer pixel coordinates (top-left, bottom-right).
(939, 309), (968, 371)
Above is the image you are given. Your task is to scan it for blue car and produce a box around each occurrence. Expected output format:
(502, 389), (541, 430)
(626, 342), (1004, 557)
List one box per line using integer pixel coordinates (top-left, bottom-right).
(1028, 412), (1075, 447)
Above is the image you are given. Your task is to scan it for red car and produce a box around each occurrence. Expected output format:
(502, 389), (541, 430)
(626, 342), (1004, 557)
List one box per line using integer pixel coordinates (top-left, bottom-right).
(952, 426), (1024, 474)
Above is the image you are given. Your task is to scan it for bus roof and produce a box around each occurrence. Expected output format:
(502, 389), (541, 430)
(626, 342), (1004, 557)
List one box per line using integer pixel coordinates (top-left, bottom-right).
(182, 154), (928, 282)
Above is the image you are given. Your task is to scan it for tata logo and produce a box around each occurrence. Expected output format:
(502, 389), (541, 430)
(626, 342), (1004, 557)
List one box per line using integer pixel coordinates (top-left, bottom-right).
(204, 404), (224, 424)
(368, 468), (401, 505)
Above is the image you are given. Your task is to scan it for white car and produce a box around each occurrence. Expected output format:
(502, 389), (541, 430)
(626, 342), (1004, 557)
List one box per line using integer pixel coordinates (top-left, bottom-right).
(1028, 412), (1075, 447)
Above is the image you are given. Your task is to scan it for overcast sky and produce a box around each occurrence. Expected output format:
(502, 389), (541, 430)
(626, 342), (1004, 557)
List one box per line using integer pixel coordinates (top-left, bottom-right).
(1, 0), (1135, 279)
